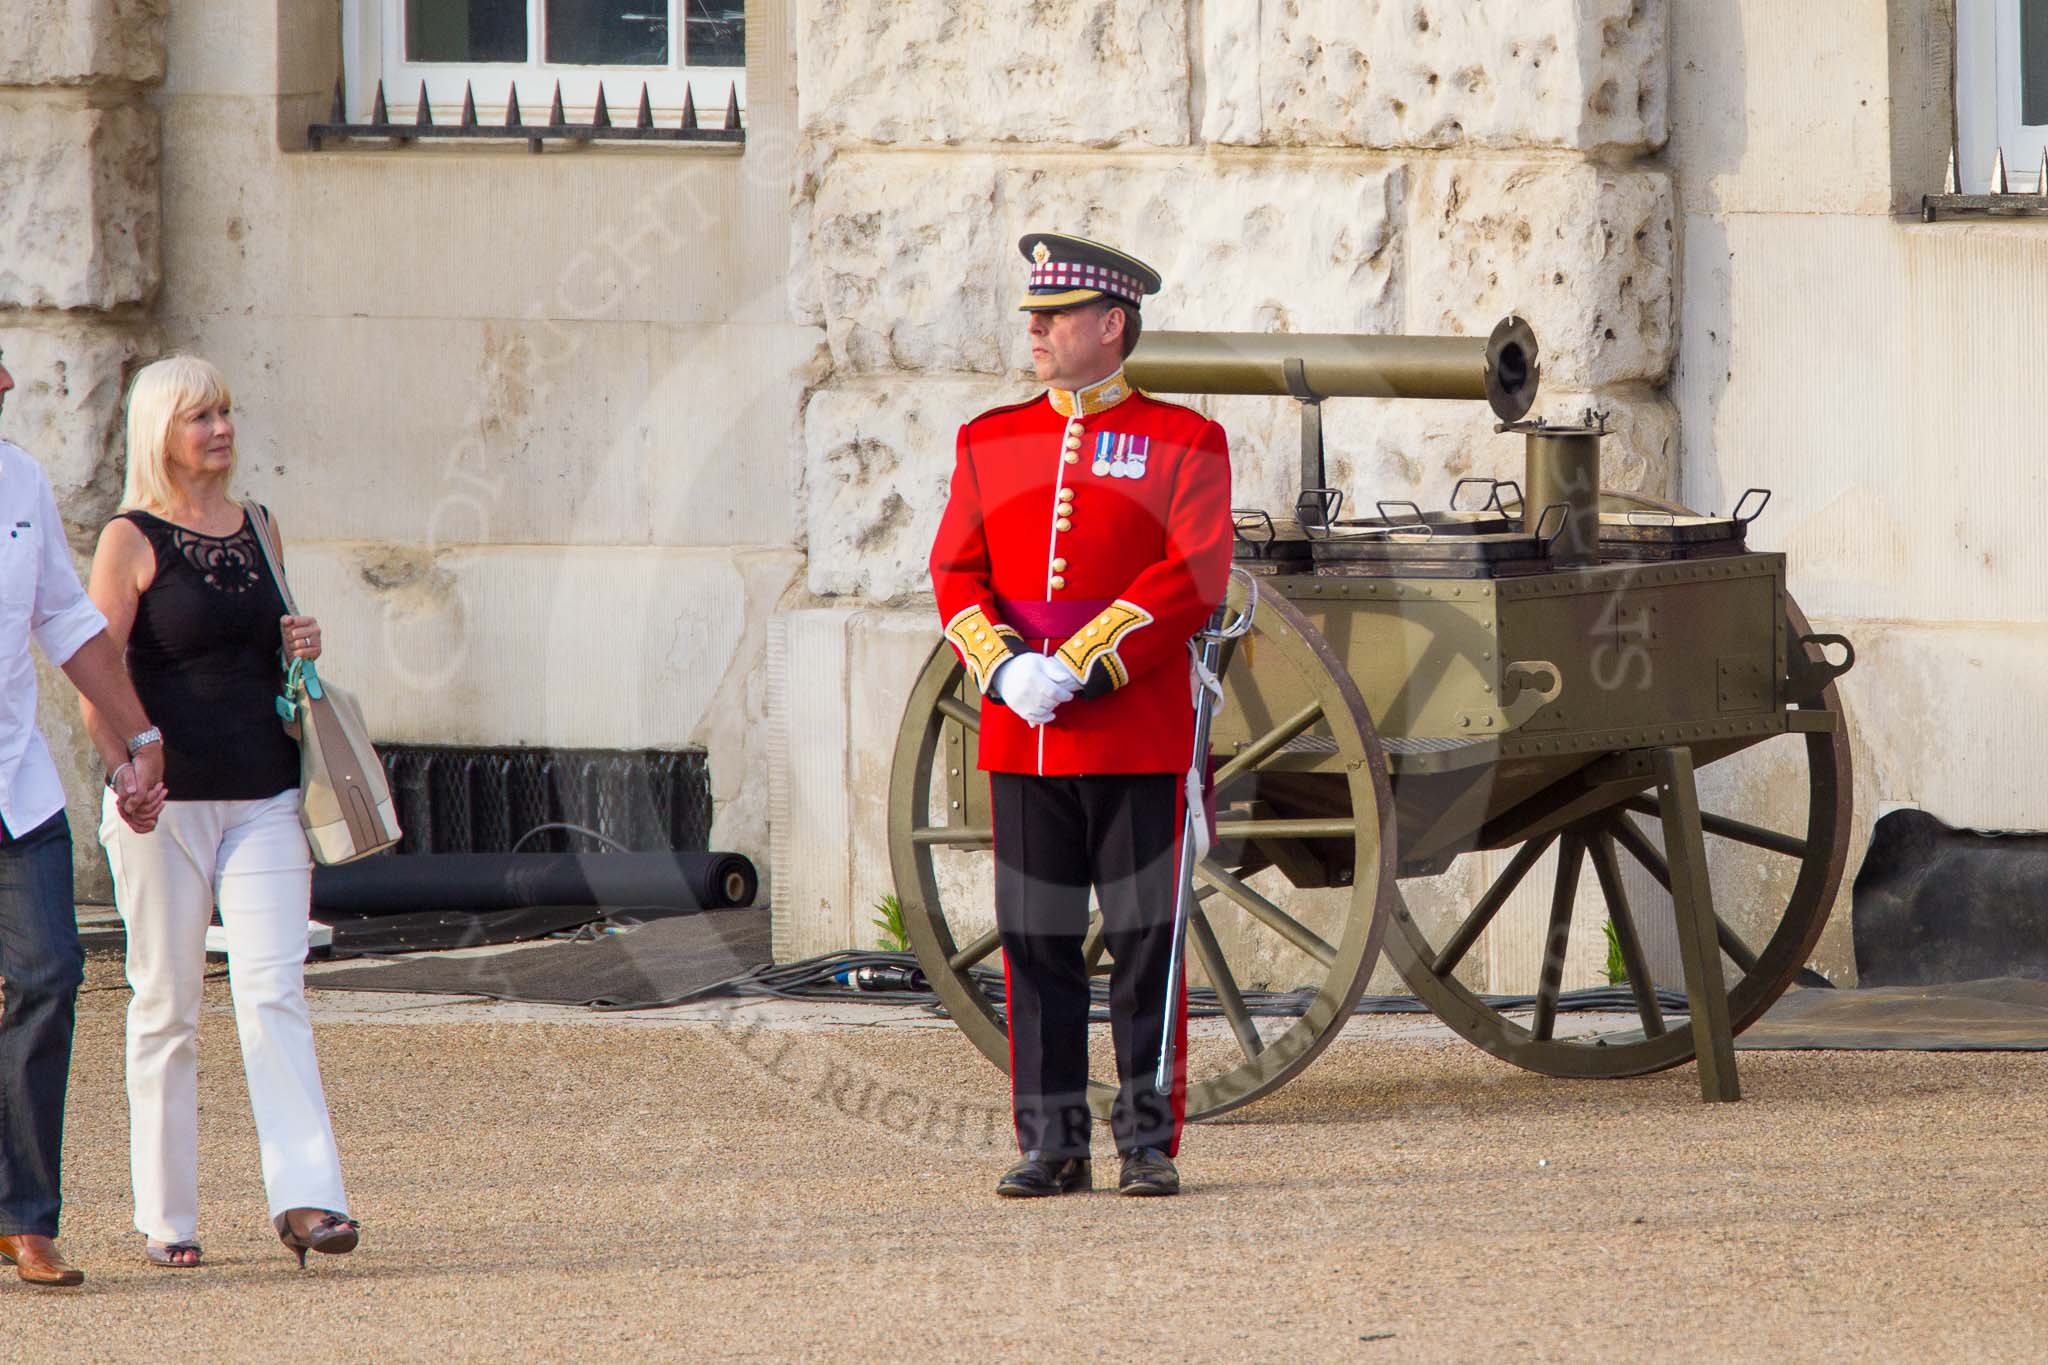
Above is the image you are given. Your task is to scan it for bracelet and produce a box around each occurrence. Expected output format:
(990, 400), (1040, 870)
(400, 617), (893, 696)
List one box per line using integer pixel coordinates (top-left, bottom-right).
(105, 761), (135, 791)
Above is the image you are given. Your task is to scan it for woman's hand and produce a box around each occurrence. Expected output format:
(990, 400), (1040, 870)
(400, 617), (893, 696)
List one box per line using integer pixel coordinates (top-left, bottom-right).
(281, 614), (322, 662)
(113, 759), (167, 834)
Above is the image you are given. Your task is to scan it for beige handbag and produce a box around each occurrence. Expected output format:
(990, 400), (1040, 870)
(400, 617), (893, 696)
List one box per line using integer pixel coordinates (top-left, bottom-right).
(243, 501), (402, 865)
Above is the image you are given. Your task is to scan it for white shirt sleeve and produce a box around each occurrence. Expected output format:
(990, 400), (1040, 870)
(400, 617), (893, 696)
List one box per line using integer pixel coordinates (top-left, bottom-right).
(28, 464), (107, 667)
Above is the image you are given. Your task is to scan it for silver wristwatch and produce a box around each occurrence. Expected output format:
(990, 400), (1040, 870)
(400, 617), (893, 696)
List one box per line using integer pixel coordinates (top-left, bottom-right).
(125, 726), (163, 755)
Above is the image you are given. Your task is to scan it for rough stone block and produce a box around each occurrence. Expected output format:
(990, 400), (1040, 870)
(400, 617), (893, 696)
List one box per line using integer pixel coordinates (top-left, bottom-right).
(1405, 160), (1675, 389)
(1204, 0), (1666, 154)
(809, 156), (1013, 376)
(802, 378), (1021, 602)
(796, 0), (1190, 147)
(0, 0), (166, 86)
(809, 154), (1401, 377)
(0, 99), (160, 311)
(0, 323), (143, 536)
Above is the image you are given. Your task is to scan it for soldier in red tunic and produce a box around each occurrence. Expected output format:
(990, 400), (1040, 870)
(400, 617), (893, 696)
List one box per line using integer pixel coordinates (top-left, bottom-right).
(929, 234), (1233, 1197)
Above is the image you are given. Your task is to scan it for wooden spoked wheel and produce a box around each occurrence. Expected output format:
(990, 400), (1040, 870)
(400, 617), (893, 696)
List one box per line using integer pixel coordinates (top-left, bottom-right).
(1381, 511), (1852, 1076)
(888, 582), (1399, 1120)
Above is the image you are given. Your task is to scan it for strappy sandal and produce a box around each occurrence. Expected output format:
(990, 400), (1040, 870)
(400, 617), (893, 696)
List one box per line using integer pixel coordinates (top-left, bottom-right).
(144, 1240), (203, 1268)
(273, 1210), (360, 1268)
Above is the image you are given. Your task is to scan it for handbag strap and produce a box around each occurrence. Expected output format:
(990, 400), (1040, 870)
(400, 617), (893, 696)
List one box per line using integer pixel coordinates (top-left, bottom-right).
(240, 500), (301, 616)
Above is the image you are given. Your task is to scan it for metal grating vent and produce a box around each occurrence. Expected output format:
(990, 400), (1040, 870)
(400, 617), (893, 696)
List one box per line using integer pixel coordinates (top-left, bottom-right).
(378, 745), (712, 856)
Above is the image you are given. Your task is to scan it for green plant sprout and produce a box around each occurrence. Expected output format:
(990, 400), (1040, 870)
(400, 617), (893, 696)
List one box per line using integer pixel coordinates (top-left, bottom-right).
(1602, 918), (1628, 985)
(873, 893), (910, 953)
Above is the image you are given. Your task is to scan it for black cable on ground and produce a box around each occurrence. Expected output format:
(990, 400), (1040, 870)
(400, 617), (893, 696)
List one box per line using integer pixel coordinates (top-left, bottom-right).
(697, 950), (1695, 1021)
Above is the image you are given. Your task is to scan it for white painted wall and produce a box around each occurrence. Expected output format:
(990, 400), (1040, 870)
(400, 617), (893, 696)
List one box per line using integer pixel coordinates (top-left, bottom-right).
(1670, 0), (2048, 979)
(130, 0), (818, 884)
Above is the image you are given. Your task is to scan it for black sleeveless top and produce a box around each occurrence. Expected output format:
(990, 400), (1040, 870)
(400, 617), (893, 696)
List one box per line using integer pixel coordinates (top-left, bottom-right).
(118, 508), (301, 802)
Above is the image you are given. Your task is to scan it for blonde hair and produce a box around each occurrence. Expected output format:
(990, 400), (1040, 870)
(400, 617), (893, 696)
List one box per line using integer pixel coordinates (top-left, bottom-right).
(121, 355), (234, 514)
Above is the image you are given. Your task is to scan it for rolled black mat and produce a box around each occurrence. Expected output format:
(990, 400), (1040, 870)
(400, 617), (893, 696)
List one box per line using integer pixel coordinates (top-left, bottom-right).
(1853, 809), (2048, 987)
(312, 851), (758, 917)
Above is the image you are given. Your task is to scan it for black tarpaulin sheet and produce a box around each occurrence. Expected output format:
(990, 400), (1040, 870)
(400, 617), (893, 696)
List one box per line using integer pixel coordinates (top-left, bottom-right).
(321, 905), (604, 956)
(307, 908), (771, 1010)
(1735, 978), (2048, 1051)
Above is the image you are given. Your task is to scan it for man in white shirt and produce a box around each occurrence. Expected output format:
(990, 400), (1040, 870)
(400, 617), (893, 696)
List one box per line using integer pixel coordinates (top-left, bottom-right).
(0, 350), (165, 1287)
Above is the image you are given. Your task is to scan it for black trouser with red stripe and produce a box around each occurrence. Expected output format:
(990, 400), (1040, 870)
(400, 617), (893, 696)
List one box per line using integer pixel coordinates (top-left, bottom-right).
(991, 772), (1187, 1160)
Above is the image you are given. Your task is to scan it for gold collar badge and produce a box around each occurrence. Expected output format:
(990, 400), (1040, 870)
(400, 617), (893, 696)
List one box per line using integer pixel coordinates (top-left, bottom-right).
(1047, 368), (1134, 418)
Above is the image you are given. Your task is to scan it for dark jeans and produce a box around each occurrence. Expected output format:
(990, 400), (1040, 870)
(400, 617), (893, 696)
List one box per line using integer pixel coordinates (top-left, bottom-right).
(0, 811), (83, 1237)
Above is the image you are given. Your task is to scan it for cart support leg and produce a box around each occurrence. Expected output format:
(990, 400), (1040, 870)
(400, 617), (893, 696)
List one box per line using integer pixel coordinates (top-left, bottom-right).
(1652, 746), (1741, 1104)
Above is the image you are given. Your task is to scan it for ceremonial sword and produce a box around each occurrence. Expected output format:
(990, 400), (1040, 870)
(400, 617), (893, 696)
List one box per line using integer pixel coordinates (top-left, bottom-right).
(1155, 568), (1258, 1094)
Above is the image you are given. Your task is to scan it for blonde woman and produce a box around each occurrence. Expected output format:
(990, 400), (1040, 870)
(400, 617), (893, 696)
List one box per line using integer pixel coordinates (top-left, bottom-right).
(83, 356), (357, 1270)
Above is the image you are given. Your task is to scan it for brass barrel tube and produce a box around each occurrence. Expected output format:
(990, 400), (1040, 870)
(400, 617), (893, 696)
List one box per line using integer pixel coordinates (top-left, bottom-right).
(1523, 428), (1604, 566)
(1125, 314), (1539, 422)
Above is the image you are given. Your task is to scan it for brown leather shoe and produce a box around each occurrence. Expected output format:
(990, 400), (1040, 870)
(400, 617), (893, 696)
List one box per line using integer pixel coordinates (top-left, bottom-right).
(0, 1234), (86, 1287)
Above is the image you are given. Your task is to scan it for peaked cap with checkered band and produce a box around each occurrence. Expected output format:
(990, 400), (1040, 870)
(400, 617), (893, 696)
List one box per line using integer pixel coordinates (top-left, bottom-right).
(1016, 233), (1163, 311)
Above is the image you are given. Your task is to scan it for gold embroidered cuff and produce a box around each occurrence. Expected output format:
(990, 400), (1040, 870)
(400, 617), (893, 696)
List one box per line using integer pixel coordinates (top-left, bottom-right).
(1054, 599), (1154, 693)
(944, 605), (1023, 694)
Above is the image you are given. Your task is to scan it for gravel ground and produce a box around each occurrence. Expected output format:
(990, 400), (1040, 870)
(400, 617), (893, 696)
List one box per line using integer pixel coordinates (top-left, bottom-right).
(7, 946), (2045, 1361)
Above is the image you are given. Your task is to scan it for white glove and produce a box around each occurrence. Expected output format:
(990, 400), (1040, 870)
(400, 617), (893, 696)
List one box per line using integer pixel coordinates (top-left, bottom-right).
(993, 652), (1080, 727)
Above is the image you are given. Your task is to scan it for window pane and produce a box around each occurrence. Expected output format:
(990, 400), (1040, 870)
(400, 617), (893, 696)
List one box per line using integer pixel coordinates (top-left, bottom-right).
(684, 0), (745, 68)
(2024, 0), (2048, 125)
(407, 0), (528, 63)
(546, 0), (672, 65)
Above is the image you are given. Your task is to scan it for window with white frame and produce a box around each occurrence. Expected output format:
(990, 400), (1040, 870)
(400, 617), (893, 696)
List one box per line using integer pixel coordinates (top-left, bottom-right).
(1955, 0), (2048, 191)
(342, 0), (744, 126)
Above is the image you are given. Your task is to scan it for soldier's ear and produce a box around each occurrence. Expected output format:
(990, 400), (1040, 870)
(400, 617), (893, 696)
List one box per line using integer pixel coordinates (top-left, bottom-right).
(1098, 304), (1126, 349)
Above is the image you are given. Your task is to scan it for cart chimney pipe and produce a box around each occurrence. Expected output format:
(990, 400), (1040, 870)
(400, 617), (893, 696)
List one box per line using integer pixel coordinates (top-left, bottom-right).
(1125, 315), (1540, 424)
(1522, 423), (1605, 566)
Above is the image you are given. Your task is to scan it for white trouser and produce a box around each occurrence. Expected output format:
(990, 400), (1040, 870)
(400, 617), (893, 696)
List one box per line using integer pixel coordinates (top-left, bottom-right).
(100, 789), (348, 1242)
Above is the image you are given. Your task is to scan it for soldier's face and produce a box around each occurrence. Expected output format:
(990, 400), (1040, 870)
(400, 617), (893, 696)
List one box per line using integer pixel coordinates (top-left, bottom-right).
(1027, 303), (1122, 388)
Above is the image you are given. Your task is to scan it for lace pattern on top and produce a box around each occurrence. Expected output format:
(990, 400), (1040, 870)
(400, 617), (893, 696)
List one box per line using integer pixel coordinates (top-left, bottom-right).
(166, 518), (265, 594)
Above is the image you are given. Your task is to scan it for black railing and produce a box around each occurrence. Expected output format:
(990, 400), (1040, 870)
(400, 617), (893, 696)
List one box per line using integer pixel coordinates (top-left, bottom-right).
(308, 78), (743, 152)
(379, 744), (714, 855)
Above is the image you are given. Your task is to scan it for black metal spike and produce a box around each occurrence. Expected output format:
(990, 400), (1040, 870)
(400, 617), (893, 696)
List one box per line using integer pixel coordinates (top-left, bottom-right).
(415, 82), (433, 128)
(548, 80), (566, 127)
(723, 82), (740, 131)
(636, 83), (654, 129)
(330, 77), (345, 123)
(371, 80), (389, 125)
(505, 83), (523, 127)
(460, 81), (477, 127)
(592, 85), (611, 128)
(679, 85), (698, 131)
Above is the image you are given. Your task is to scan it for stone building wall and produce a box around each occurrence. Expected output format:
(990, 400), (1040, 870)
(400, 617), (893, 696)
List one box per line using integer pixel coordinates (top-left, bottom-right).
(772, 0), (1682, 988)
(142, 0), (814, 883)
(1668, 0), (2048, 981)
(0, 0), (167, 900)
(4, 0), (814, 901)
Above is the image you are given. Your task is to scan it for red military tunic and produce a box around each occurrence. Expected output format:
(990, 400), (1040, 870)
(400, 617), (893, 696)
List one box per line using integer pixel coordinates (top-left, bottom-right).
(929, 368), (1234, 775)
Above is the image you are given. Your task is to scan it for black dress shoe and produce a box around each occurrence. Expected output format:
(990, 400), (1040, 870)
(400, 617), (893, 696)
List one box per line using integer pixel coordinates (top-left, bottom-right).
(996, 1153), (1092, 1198)
(1118, 1147), (1180, 1197)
